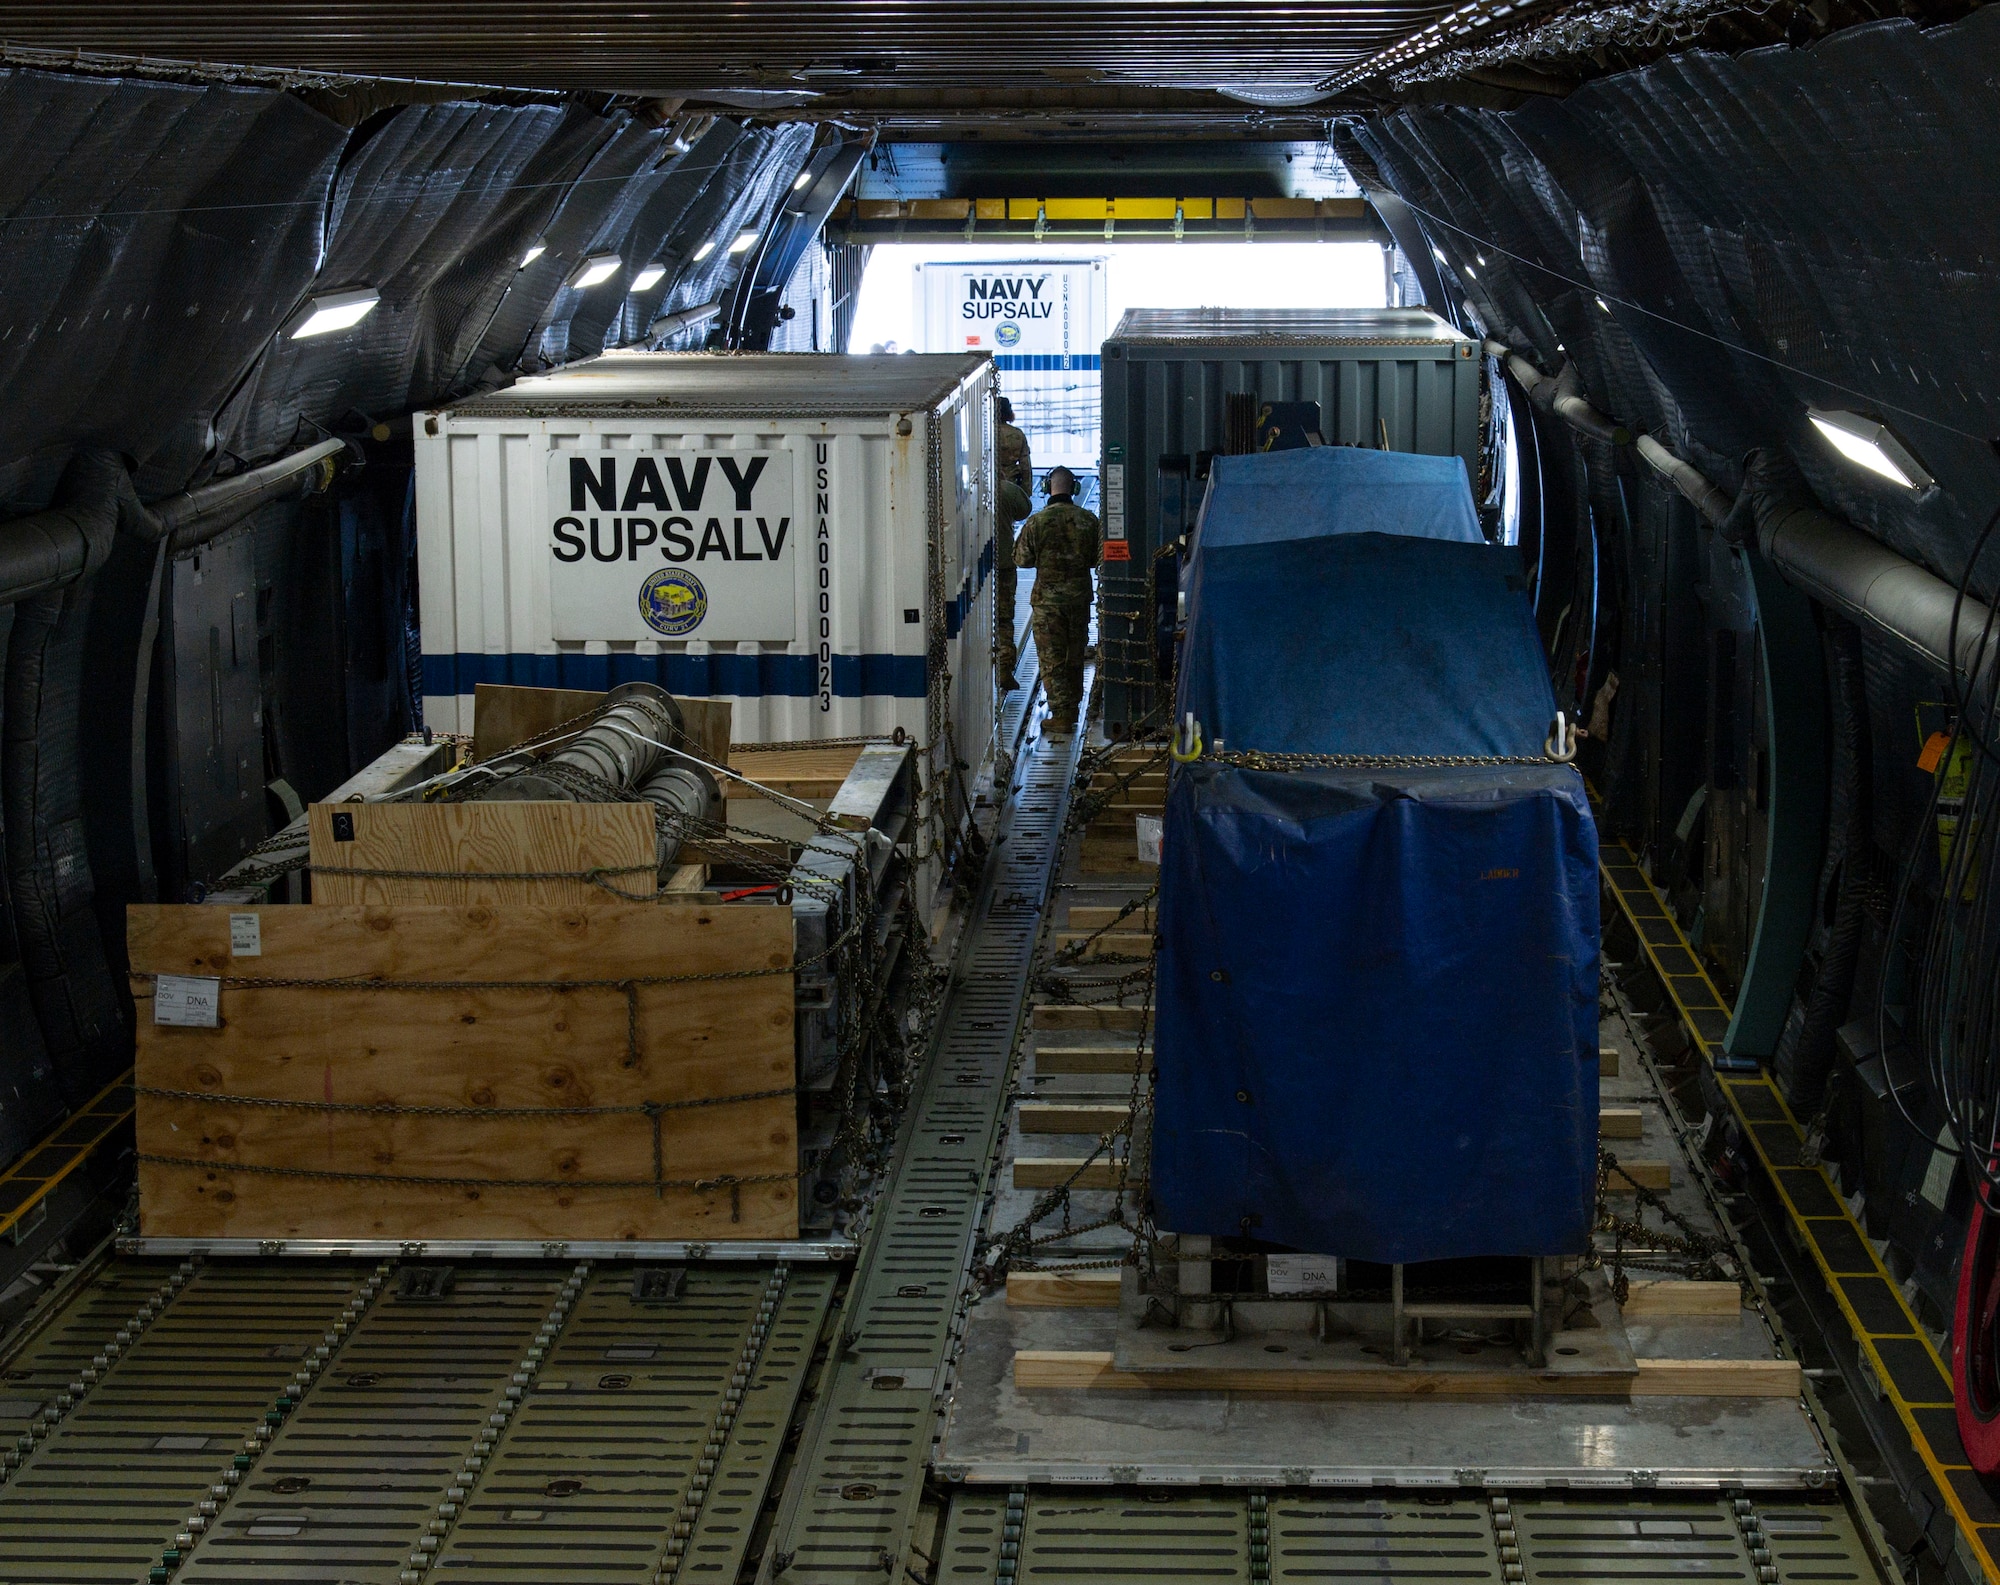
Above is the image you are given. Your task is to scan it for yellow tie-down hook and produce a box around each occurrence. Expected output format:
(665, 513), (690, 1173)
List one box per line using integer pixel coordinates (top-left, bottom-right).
(1170, 712), (1205, 764)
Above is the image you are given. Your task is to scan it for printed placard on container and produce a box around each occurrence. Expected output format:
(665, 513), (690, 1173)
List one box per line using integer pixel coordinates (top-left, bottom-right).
(1266, 1254), (1342, 1295)
(154, 975), (221, 1029)
(229, 913), (262, 956)
(546, 449), (797, 643)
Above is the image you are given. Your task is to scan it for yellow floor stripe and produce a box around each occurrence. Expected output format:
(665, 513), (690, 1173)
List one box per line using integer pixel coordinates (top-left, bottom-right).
(1600, 838), (2000, 1583)
(0, 1067), (132, 1241)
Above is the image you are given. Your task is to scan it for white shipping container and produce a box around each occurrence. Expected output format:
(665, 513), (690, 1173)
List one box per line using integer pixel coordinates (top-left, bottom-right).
(415, 351), (997, 900)
(918, 258), (1106, 467)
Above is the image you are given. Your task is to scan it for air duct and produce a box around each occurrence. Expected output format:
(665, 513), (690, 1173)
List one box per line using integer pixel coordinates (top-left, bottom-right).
(1486, 337), (1994, 696)
(0, 437), (347, 607)
(1484, 340), (1631, 446)
(647, 299), (723, 344)
(1746, 456), (1998, 697)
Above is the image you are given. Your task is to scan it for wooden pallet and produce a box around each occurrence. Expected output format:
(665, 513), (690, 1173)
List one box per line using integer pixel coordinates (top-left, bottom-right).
(1012, 1349), (1799, 1399)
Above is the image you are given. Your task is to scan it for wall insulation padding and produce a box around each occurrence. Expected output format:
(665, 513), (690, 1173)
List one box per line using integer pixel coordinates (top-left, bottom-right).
(416, 351), (996, 901)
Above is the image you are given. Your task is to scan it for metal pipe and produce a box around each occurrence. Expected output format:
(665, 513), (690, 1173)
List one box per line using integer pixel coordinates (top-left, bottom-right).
(1486, 335), (1993, 694)
(477, 682), (685, 800)
(648, 299), (722, 343)
(635, 759), (722, 870)
(1749, 474), (1997, 693)
(1634, 434), (1732, 527)
(1484, 339), (1630, 446)
(158, 437), (347, 553)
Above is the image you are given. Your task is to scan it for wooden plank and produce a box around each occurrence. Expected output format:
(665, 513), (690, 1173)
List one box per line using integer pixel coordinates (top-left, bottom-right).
(1053, 931), (1154, 961)
(664, 863), (709, 894)
(1077, 835), (1153, 876)
(473, 684), (731, 768)
(1006, 1270), (1122, 1309)
(728, 745), (865, 801)
(128, 902), (796, 1241)
(1014, 1158), (1125, 1190)
(1600, 1107), (1645, 1139)
(308, 801), (657, 906)
(1622, 1280), (1743, 1320)
(1033, 1005), (1147, 1033)
(1629, 1358), (1800, 1397)
(1067, 905), (1156, 932)
(1018, 1104), (1131, 1135)
(1603, 1160), (1672, 1193)
(1600, 1045), (1621, 1078)
(1013, 1351), (1798, 1399)
(473, 683), (606, 763)
(1034, 1046), (1152, 1075)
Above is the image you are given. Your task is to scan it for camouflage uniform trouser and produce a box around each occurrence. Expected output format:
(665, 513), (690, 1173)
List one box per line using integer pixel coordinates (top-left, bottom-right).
(1031, 594), (1092, 726)
(995, 517), (1018, 684)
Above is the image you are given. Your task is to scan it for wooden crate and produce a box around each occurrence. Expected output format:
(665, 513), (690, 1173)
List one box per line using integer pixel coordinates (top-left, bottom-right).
(309, 800), (658, 906)
(129, 900), (798, 1241)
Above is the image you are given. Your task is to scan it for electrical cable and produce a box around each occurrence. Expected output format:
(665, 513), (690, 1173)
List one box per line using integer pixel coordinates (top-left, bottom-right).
(1876, 490), (2000, 1213)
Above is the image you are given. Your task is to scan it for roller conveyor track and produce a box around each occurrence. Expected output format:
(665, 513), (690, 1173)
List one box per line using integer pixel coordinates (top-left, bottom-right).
(935, 1488), (1879, 1585)
(0, 1259), (836, 1585)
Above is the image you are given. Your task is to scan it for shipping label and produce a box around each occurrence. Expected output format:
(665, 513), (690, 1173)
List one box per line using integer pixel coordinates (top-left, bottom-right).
(154, 974), (221, 1028)
(546, 449), (797, 642)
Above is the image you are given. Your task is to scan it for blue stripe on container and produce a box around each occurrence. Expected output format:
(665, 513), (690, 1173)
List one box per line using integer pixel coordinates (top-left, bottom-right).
(993, 354), (1103, 370)
(421, 651), (927, 699)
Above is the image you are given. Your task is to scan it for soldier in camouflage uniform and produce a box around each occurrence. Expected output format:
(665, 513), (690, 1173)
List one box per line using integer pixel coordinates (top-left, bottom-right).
(1013, 464), (1101, 735)
(994, 397), (1033, 693)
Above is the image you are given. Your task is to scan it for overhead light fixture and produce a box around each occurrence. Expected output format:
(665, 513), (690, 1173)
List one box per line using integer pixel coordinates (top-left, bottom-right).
(1477, 254), (1487, 266)
(631, 263), (667, 291)
(519, 243), (546, 268)
(692, 240), (717, 262)
(1809, 408), (1935, 490)
(1463, 264), (1476, 279)
(568, 253), (622, 289)
(729, 230), (760, 254)
(289, 287), (380, 339)
(792, 170), (813, 191)
(1430, 245), (1447, 264)
(1595, 296), (1611, 312)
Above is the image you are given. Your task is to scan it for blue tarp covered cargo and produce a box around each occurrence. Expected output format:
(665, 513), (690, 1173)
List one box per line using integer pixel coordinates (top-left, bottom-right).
(1195, 447), (1484, 552)
(1153, 498), (1600, 1266)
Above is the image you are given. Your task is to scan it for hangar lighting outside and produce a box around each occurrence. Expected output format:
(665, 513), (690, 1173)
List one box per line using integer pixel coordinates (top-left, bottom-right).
(289, 287), (380, 339)
(729, 230), (760, 254)
(692, 240), (717, 261)
(569, 253), (623, 289)
(1809, 408), (1935, 490)
(631, 263), (667, 291)
(519, 243), (546, 268)
(792, 171), (813, 191)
